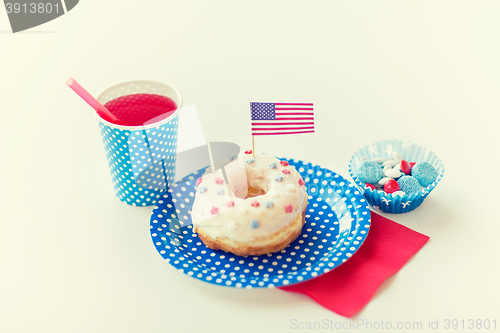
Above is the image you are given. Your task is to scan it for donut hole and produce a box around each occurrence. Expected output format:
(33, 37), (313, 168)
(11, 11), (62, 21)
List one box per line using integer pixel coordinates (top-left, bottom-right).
(244, 180), (269, 199)
(246, 185), (265, 198)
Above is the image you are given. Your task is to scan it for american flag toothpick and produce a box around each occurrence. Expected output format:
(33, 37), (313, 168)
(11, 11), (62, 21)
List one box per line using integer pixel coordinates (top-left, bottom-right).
(250, 102), (314, 154)
(251, 102), (314, 136)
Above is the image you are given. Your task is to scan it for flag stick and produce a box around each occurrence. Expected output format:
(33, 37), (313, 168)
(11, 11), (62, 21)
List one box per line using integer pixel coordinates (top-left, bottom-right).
(252, 135), (255, 157)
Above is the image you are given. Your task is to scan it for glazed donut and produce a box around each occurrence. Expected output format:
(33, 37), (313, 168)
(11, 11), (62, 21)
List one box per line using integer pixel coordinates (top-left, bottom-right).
(191, 153), (308, 256)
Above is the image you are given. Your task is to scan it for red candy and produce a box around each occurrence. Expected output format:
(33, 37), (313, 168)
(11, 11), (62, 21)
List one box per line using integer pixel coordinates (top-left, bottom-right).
(298, 179), (305, 186)
(284, 204), (294, 213)
(365, 183), (376, 190)
(245, 150), (252, 154)
(400, 160), (412, 175)
(215, 177), (223, 184)
(225, 201), (235, 207)
(196, 178), (202, 186)
(384, 179), (400, 194)
(282, 169), (290, 174)
(251, 200), (260, 207)
(280, 161), (289, 166)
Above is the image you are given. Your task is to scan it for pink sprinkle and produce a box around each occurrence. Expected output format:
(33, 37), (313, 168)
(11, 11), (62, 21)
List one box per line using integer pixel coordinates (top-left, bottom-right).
(215, 177), (224, 184)
(280, 161), (289, 166)
(225, 201), (235, 207)
(284, 204), (293, 213)
(298, 179), (305, 186)
(282, 169), (291, 174)
(196, 178), (202, 186)
(210, 206), (219, 215)
(251, 201), (260, 207)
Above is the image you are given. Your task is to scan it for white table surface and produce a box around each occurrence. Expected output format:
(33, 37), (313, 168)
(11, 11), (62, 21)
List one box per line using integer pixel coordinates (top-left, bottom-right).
(1, 1), (499, 332)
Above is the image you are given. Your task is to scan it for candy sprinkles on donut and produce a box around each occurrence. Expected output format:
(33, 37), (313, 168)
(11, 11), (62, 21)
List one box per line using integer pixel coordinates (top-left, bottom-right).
(190, 151), (308, 257)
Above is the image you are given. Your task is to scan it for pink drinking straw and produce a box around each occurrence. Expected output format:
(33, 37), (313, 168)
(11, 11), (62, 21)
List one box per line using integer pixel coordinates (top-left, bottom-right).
(66, 78), (119, 123)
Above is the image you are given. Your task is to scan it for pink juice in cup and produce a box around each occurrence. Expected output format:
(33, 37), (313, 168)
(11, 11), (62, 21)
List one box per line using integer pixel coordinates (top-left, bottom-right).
(95, 80), (183, 206)
(103, 93), (178, 126)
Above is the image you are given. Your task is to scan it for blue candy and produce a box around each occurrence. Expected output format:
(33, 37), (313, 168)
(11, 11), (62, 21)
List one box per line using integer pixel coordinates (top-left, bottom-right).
(397, 176), (420, 194)
(411, 162), (438, 187)
(356, 161), (383, 185)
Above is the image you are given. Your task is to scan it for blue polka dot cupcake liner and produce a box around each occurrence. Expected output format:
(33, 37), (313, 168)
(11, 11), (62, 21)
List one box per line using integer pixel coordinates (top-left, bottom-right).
(150, 158), (371, 288)
(96, 81), (182, 206)
(348, 139), (445, 214)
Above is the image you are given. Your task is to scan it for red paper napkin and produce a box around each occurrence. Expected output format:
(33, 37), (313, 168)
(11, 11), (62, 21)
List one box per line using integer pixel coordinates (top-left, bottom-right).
(279, 212), (429, 317)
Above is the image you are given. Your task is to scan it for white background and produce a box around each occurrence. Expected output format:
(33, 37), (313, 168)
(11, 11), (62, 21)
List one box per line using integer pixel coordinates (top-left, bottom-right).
(1, 1), (499, 332)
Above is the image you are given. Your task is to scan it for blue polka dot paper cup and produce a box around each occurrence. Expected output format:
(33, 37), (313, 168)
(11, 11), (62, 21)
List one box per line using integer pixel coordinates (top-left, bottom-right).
(96, 81), (182, 206)
(348, 139), (445, 214)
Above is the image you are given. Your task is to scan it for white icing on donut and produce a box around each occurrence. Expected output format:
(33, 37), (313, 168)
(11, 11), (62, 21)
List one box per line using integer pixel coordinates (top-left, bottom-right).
(191, 153), (307, 242)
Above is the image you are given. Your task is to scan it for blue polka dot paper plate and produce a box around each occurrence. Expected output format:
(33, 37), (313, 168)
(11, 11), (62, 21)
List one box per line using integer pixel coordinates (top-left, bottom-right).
(150, 158), (371, 288)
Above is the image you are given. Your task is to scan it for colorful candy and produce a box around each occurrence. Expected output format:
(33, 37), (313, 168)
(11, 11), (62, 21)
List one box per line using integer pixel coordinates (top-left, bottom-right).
(384, 168), (402, 178)
(384, 179), (400, 193)
(382, 160), (398, 167)
(377, 177), (392, 186)
(392, 152), (403, 162)
(397, 176), (420, 194)
(357, 161), (384, 184)
(400, 160), (411, 175)
(411, 162), (438, 187)
(356, 151), (430, 197)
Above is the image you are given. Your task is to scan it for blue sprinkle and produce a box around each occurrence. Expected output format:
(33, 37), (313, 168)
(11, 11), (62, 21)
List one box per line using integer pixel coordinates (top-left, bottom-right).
(229, 155), (238, 161)
(250, 219), (259, 229)
(199, 186), (207, 193)
(356, 161), (383, 185)
(246, 158), (255, 164)
(411, 162), (438, 187)
(216, 189), (224, 195)
(397, 176), (420, 194)
(269, 163), (277, 169)
(274, 175), (284, 182)
(264, 200), (274, 208)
